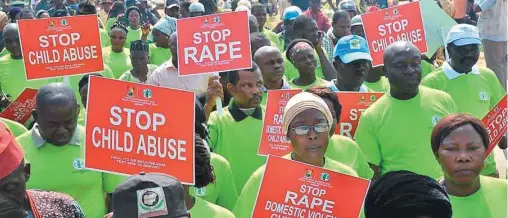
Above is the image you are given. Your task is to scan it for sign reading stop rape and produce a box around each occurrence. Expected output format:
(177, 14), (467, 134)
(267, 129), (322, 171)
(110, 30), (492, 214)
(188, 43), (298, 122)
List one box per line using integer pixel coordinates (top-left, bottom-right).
(482, 95), (507, 156)
(176, 11), (251, 76)
(253, 156), (370, 218)
(362, 2), (427, 66)
(258, 89), (302, 156)
(85, 77), (196, 184)
(336, 92), (384, 138)
(18, 15), (104, 80)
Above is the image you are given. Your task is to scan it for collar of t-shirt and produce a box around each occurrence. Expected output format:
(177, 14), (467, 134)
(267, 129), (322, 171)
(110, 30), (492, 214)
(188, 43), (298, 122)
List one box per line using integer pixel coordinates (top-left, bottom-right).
(443, 61), (480, 80)
(261, 79), (291, 93)
(31, 123), (82, 148)
(228, 101), (263, 122)
(327, 79), (369, 92)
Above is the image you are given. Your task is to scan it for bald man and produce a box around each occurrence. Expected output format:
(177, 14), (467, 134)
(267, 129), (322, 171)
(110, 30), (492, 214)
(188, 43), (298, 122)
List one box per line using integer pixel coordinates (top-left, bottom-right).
(250, 32), (271, 58)
(254, 46), (289, 106)
(16, 83), (125, 218)
(355, 41), (459, 180)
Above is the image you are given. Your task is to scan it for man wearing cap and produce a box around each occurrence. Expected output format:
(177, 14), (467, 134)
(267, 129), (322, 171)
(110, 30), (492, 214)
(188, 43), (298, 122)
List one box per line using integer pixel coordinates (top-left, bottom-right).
(254, 45), (291, 106)
(47, 0), (75, 17)
(17, 83), (125, 218)
(251, 3), (283, 51)
(189, 2), (205, 17)
(355, 41), (458, 180)
(322, 10), (351, 62)
(0, 122), (87, 218)
(165, 0), (181, 18)
(328, 35), (372, 92)
(110, 173), (189, 218)
(422, 24), (507, 157)
(277, 6), (302, 50)
(339, 0), (358, 18)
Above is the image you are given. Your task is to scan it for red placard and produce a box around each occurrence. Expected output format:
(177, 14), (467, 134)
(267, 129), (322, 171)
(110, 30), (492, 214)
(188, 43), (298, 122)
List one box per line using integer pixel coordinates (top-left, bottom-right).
(258, 89), (302, 156)
(253, 156), (370, 218)
(176, 11), (252, 76)
(361, 2), (427, 66)
(0, 88), (37, 124)
(18, 15), (104, 80)
(336, 92), (385, 138)
(482, 95), (507, 156)
(85, 77), (196, 184)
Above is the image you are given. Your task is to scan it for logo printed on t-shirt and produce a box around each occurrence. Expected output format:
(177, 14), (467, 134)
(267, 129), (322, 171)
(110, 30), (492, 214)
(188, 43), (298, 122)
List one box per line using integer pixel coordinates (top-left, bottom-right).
(431, 115), (441, 126)
(73, 158), (85, 170)
(479, 91), (488, 101)
(194, 187), (207, 197)
(137, 187), (168, 218)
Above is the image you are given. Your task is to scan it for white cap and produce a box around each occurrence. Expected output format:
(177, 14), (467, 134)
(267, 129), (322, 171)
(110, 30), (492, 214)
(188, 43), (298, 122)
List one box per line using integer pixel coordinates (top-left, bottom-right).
(446, 24), (481, 46)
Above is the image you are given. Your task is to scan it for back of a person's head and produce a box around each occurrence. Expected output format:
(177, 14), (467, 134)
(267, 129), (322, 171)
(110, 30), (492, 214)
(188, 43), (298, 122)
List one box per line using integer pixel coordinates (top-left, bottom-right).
(365, 170), (452, 218)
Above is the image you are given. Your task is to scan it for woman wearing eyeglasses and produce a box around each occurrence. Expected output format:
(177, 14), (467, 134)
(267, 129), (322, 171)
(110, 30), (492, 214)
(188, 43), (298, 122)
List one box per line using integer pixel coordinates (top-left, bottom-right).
(233, 92), (358, 218)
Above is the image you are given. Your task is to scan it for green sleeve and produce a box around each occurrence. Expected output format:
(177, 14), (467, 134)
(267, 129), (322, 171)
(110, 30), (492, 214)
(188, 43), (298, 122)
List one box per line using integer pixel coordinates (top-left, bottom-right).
(215, 157), (239, 210)
(420, 73), (438, 89)
(421, 60), (435, 78)
(355, 147), (374, 180)
(233, 168), (263, 218)
(354, 113), (382, 166)
(101, 65), (116, 79)
(487, 70), (506, 108)
(102, 173), (126, 193)
(1, 118), (28, 137)
(480, 153), (498, 176)
(207, 112), (220, 151)
(444, 94), (459, 114)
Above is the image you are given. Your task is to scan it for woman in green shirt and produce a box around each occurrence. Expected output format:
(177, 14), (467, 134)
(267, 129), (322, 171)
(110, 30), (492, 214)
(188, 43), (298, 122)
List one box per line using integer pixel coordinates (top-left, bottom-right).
(431, 113), (508, 218)
(124, 7), (150, 49)
(119, 40), (157, 83)
(148, 19), (173, 66)
(286, 39), (328, 90)
(103, 22), (132, 78)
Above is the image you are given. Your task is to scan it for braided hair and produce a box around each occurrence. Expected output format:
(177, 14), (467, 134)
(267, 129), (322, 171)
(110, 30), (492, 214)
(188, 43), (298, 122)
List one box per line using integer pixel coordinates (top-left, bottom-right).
(194, 134), (215, 188)
(111, 21), (129, 34)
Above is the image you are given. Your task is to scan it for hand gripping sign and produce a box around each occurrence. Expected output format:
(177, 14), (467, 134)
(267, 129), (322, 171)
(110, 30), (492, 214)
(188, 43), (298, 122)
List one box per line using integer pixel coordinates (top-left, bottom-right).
(258, 89), (302, 156)
(482, 95), (507, 157)
(0, 88), (37, 124)
(361, 2), (427, 66)
(18, 15), (104, 80)
(253, 156), (370, 218)
(85, 77), (196, 184)
(176, 11), (252, 76)
(336, 92), (385, 138)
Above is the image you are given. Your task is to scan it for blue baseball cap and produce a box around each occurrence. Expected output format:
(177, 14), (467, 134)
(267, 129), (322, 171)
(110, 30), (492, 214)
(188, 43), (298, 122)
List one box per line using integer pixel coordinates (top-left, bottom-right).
(283, 6), (302, 21)
(446, 24), (481, 46)
(334, 35), (372, 64)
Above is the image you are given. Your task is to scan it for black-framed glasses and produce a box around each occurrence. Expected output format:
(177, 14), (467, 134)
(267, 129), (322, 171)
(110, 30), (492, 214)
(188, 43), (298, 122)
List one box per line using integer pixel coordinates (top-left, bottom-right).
(291, 123), (329, 135)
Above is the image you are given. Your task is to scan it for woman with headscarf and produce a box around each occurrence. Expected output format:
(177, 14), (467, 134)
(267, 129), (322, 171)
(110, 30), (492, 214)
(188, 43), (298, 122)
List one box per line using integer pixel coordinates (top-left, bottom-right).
(431, 113), (508, 218)
(233, 92), (358, 218)
(148, 16), (175, 65)
(118, 40), (157, 83)
(123, 6), (150, 49)
(286, 39), (328, 90)
(102, 22), (132, 78)
(106, 1), (126, 33)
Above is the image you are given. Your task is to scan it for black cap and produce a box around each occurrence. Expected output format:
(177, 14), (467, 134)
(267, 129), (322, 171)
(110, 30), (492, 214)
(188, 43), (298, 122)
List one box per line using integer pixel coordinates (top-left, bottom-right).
(112, 173), (189, 218)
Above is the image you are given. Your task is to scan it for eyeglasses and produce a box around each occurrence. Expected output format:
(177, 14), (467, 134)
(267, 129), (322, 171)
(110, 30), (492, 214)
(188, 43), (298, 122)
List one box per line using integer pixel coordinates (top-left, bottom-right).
(291, 123), (329, 135)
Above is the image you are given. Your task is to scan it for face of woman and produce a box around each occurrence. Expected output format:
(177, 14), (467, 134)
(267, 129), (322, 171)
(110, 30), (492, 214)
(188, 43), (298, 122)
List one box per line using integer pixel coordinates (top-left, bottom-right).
(110, 28), (127, 50)
(128, 10), (140, 26)
(437, 124), (486, 185)
(292, 48), (317, 75)
(288, 109), (330, 165)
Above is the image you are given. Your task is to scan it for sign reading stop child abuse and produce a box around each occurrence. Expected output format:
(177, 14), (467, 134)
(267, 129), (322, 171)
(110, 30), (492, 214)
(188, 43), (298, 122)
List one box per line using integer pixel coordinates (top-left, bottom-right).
(176, 11), (252, 76)
(258, 89), (302, 156)
(336, 92), (384, 138)
(253, 156), (370, 218)
(18, 15), (104, 80)
(362, 2), (427, 66)
(483, 95), (507, 156)
(85, 77), (196, 184)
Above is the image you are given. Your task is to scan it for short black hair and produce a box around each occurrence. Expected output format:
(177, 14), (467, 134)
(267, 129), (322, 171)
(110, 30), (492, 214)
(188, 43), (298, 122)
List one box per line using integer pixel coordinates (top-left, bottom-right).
(77, 3), (97, 15)
(285, 38), (314, 61)
(125, 6), (141, 19)
(306, 87), (342, 121)
(293, 15), (314, 34)
(332, 10), (350, 25)
(227, 61), (259, 85)
(194, 134), (215, 188)
(52, 9), (70, 17)
(251, 2), (265, 11)
(78, 73), (104, 91)
(431, 113), (489, 157)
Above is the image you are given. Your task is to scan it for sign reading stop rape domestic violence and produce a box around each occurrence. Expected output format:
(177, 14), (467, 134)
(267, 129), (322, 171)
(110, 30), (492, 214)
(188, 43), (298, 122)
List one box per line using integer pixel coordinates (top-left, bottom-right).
(176, 11), (252, 76)
(362, 2), (427, 66)
(482, 95), (507, 156)
(18, 15), (104, 80)
(258, 89), (302, 156)
(336, 92), (384, 138)
(85, 77), (196, 184)
(253, 156), (370, 218)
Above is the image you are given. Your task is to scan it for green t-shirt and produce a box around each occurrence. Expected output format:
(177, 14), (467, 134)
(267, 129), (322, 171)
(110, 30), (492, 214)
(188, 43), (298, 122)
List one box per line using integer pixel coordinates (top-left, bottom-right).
(262, 28), (283, 51)
(106, 17), (117, 34)
(78, 108), (86, 127)
(449, 176), (508, 218)
(0, 117), (28, 137)
(102, 46), (132, 79)
(18, 125), (126, 218)
(148, 43), (172, 66)
(422, 60), (436, 78)
(289, 77), (329, 90)
(100, 28), (111, 48)
(364, 76), (390, 92)
(0, 48), (9, 57)
(189, 196), (235, 218)
(0, 55), (62, 101)
(189, 153), (238, 211)
(233, 154), (358, 218)
(67, 65), (115, 108)
(118, 64), (158, 83)
(326, 134), (374, 179)
(284, 51), (325, 81)
(124, 26), (143, 49)
(207, 105), (266, 193)
(355, 86), (458, 179)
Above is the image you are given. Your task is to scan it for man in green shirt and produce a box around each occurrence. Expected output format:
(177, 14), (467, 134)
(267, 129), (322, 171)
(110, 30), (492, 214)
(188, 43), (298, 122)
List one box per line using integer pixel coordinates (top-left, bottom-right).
(207, 62), (266, 193)
(355, 41), (459, 180)
(17, 83), (125, 218)
(254, 46), (291, 107)
(251, 3), (284, 51)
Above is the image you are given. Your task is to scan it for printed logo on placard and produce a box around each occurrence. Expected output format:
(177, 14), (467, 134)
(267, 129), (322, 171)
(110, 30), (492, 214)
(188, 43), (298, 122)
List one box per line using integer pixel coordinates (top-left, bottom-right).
(320, 172), (330, 181)
(214, 16), (221, 23)
(143, 89), (152, 99)
(432, 115), (441, 125)
(479, 91), (488, 101)
(393, 9), (399, 15)
(350, 39), (361, 49)
(49, 21), (56, 28)
(73, 158), (85, 170)
(194, 187), (207, 197)
(305, 169), (313, 178)
(127, 87), (135, 97)
(137, 187), (168, 218)
(370, 95), (377, 102)
(61, 19), (68, 26)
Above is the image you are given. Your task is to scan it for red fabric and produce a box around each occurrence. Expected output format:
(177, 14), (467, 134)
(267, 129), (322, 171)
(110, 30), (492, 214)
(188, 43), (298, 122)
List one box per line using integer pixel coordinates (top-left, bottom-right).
(367, 6), (380, 12)
(303, 9), (332, 32)
(0, 122), (23, 179)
